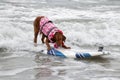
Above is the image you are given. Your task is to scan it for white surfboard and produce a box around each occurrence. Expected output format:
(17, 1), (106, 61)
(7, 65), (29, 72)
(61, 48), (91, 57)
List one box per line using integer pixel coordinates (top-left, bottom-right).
(40, 47), (110, 59)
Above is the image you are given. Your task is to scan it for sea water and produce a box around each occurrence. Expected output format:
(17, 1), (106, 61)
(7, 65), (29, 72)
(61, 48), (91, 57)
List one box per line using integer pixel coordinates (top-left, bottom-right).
(0, 0), (120, 80)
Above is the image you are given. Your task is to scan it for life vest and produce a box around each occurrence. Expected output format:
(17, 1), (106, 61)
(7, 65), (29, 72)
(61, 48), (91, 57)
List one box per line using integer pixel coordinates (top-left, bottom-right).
(39, 17), (63, 42)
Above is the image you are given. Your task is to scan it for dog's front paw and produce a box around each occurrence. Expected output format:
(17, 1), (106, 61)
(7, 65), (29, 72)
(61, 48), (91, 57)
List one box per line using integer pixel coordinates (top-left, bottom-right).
(47, 48), (54, 55)
(47, 47), (51, 51)
(66, 47), (71, 49)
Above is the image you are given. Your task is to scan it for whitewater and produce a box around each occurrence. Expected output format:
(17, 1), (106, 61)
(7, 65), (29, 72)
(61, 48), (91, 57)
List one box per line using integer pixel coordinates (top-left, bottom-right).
(0, 0), (120, 80)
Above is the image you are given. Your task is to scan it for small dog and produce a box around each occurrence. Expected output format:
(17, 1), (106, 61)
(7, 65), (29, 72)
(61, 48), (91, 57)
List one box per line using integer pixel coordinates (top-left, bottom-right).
(33, 16), (70, 50)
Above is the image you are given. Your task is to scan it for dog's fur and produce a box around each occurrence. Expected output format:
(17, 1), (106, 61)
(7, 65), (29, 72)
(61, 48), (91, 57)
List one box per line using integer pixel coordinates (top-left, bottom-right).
(33, 16), (70, 50)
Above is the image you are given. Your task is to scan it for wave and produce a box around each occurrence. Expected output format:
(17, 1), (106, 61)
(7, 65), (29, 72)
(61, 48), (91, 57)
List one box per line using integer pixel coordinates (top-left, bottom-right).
(0, 66), (37, 76)
(0, 1), (120, 50)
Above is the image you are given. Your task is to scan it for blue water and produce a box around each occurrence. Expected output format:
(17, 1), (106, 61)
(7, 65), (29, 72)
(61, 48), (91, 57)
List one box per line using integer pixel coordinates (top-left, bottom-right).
(0, 0), (120, 80)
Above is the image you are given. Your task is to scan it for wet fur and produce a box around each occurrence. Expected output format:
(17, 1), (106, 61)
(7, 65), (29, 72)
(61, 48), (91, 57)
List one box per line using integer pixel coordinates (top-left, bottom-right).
(33, 16), (70, 50)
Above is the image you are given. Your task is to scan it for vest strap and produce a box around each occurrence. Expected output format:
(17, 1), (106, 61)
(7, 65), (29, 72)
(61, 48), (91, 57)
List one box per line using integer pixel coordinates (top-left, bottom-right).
(40, 21), (52, 32)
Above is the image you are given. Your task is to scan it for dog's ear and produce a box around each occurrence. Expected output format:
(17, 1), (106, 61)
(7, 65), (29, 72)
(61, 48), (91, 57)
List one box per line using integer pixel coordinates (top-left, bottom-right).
(62, 35), (66, 42)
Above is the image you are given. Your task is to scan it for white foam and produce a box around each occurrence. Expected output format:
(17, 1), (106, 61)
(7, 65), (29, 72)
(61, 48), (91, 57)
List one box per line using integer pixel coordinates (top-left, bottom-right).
(1, 51), (29, 59)
(72, 0), (99, 3)
(92, 78), (120, 80)
(0, 3), (120, 50)
(0, 66), (37, 76)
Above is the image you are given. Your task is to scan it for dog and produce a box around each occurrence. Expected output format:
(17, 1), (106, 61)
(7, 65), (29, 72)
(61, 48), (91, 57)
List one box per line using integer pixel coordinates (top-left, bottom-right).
(33, 16), (70, 50)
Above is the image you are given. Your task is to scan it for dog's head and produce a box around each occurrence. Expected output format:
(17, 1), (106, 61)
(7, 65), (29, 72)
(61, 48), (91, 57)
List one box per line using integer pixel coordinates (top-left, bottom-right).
(51, 32), (66, 46)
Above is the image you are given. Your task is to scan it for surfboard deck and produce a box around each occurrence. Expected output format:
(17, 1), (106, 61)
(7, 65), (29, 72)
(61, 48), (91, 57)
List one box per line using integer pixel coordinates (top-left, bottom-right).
(40, 47), (110, 59)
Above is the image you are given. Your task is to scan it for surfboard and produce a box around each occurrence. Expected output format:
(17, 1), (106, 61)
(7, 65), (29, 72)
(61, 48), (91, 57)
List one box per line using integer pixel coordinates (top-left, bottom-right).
(40, 47), (110, 59)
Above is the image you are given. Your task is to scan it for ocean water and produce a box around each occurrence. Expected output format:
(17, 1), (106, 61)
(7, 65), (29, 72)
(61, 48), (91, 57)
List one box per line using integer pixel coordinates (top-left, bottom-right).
(0, 0), (120, 80)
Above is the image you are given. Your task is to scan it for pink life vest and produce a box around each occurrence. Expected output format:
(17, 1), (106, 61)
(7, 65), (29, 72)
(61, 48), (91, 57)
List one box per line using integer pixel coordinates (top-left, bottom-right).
(39, 17), (63, 43)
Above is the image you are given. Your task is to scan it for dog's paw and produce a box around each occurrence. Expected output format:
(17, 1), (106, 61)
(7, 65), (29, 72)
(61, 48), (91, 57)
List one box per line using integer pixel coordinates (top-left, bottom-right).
(47, 47), (51, 51)
(65, 47), (71, 49)
(34, 43), (37, 47)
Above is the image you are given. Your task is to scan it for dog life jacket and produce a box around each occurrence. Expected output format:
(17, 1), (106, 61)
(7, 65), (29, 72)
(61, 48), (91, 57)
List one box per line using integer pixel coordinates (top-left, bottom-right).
(40, 17), (63, 43)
